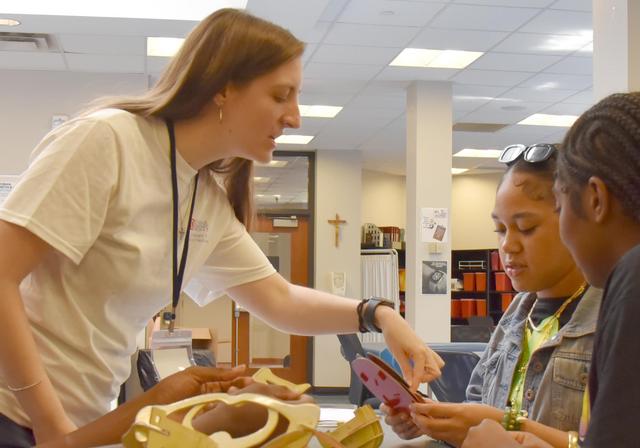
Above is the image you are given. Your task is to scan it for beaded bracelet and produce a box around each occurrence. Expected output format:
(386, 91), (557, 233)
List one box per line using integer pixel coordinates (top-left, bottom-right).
(501, 406), (528, 431)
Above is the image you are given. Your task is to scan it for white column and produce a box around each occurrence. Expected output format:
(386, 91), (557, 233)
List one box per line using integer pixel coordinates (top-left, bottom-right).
(313, 150), (362, 387)
(405, 81), (452, 343)
(593, 0), (640, 101)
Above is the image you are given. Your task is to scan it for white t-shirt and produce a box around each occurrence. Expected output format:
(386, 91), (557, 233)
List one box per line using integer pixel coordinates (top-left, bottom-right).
(0, 109), (275, 427)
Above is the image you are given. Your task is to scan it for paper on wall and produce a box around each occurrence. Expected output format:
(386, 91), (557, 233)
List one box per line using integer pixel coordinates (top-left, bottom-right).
(421, 207), (449, 243)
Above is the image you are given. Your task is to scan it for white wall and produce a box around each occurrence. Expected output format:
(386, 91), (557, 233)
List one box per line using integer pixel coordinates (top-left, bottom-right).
(361, 169), (406, 229)
(313, 150), (362, 388)
(361, 170), (503, 251)
(451, 172), (504, 250)
(0, 70), (148, 174)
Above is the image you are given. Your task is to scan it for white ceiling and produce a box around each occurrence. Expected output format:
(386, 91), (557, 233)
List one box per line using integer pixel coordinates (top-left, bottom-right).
(0, 0), (595, 175)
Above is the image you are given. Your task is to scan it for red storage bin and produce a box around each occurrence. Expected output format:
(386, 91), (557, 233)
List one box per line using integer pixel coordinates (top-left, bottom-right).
(475, 299), (487, 317)
(451, 299), (461, 319)
(495, 272), (513, 291)
(475, 272), (487, 292)
(501, 293), (515, 311)
(490, 250), (500, 271)
(463, 273), (476, 291)
(461, 299), (476, 318)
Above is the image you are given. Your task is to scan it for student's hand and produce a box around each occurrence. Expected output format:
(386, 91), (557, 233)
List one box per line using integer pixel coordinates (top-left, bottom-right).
(461, 419), (520, 448)
(461, 419), (553, 448)
(409, 402), (503, 447)
(191, 381), (313, 438)
(376, 306), (444, 390)
(380, 403), (423, 440)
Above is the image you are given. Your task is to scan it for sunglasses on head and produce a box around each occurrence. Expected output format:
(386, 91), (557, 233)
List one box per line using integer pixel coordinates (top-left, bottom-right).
(498, 143), (557, 165)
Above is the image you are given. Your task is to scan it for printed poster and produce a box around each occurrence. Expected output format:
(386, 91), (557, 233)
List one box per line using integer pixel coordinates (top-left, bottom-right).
(422, 260), (448, 294)
(421, 207), (449, 243)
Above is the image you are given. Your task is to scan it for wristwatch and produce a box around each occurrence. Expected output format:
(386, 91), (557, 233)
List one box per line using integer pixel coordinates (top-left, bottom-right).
(362, 297), (394, 333)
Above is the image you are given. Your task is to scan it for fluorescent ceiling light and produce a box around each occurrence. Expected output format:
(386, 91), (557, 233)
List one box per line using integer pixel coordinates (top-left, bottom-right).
(518, 113), (578, 127)
(299, 105), (343, 118)
(253, 177), (270, 183)
(538, 30), (592, 52)
(452, 168), (469, 175)
(0, 19), (20, 26)
(454, 148), (501, 158)
(0, 0), (247, 20)
(147, 37), (184, 57)
(390, 48), (483, 69)
(276, 135), (314, 145)
(256, 160), (288, 168)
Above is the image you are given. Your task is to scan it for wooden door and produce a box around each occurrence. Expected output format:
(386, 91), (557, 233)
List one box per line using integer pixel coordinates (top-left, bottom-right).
(232, 215), (310, 383)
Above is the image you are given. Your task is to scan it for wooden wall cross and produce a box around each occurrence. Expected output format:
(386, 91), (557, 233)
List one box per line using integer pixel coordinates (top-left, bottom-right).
(327, 213), (347, 247)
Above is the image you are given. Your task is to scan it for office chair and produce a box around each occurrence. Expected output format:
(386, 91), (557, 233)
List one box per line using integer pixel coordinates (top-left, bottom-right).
(336, 334), (381, 408)
(429, 350), (481, 403)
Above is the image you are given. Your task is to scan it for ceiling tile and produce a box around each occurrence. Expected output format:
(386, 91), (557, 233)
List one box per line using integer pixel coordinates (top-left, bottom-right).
(337, 0), (446, 27)
(451, 0), (554, 6)
(470, 52), (562, 71)
(302, 78), (369, 95)
(313, 124), (379, 149)
(0, 51), (66, 70)
(299, 20), (332, 44)
(65, 53), (145, 73)
(452, 84), (511, 111)
(304, 61), (382, 80)
(410, 28), (509, 52)
(563, 89), (593, 104)
(297, 117), (330, 135)
(376, 66), (458, 81)
(501, 86), (578, 102)
(540, 102), (589, 115)
(311, 44), (400, 65)
(550, 0), (591, 11)
(545, 56), (592, 75)
(451, 69), (534, 87)
(299, 92), (354, 106)
(59, 34), (145, 55)
(323, 22), (419, 47)
(460, 100), (550, 124)
(146, 56), (170, 74)
(430, 4), (540, 31)
(302, 43), (318, 62)
(491, 32), (589, 55)
(319, 0), (350, 22)
(347, 92), (406, 109)
(519, 9), (592, 35)
(519, 72), (591, 90)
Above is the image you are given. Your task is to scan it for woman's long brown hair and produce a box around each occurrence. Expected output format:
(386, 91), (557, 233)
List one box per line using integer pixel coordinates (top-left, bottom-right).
(90, 8), (305, 228)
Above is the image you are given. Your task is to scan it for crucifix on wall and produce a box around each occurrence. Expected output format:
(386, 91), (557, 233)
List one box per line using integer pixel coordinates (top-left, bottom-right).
(327, 213), (347, 247)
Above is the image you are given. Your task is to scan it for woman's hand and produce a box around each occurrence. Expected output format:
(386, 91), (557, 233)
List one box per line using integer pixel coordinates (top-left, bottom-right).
(148, 364), (250, 405)
(380, 403), (423, 440)
(376, 306), (444, 390)
(409, 402), (503, 447)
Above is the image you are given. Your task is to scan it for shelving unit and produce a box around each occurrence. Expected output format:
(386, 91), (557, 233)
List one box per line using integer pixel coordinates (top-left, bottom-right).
(451, 249), (517, 325)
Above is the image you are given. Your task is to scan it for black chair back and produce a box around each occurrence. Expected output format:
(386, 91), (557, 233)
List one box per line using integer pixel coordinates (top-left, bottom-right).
(429, 350), (481, 403)
(336, 334), (380, 407)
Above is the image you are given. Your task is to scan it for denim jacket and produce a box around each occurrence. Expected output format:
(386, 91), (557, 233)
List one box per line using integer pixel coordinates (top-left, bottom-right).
(466, 286), (602, 431)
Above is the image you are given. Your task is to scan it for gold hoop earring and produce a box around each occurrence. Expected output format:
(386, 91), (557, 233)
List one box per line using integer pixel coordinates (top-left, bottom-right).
(218, 107), (223, 124)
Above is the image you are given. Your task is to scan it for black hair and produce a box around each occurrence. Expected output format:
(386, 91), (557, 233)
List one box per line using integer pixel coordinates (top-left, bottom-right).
(557, 92), (640, 222)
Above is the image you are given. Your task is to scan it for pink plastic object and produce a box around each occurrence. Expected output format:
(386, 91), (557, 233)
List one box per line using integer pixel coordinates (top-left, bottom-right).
(351, 354), (424, 412)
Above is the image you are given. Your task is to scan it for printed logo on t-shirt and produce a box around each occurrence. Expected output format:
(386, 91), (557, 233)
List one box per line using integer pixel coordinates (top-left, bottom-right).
(187, 218), (209, 242)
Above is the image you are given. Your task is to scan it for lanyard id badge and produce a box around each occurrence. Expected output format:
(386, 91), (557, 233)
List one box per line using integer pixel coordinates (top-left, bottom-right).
(166, 118), (199, 332)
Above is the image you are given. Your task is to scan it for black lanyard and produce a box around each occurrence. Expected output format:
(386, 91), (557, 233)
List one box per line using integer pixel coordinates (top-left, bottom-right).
(166, 119), (199, 332)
